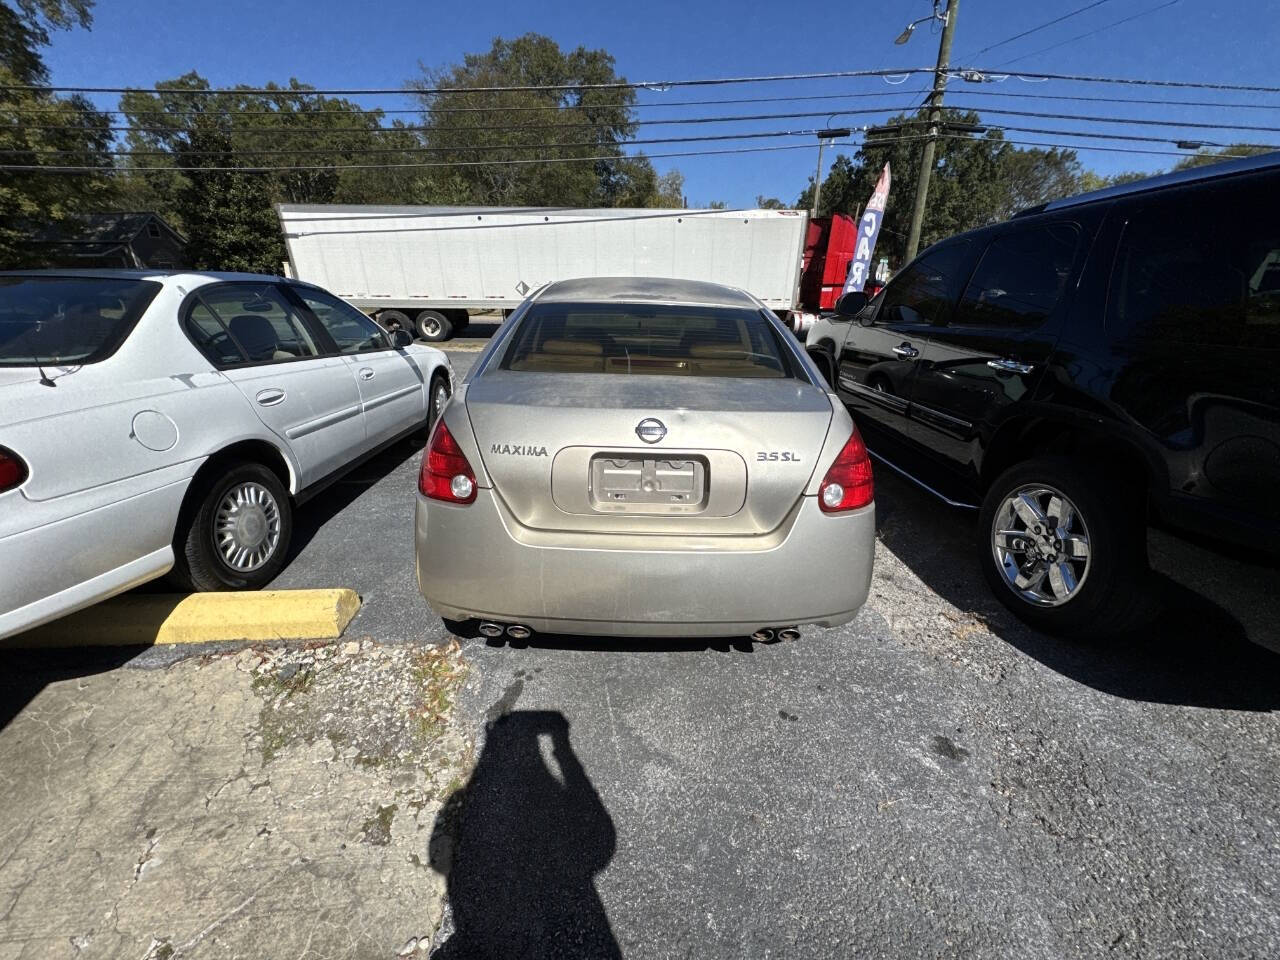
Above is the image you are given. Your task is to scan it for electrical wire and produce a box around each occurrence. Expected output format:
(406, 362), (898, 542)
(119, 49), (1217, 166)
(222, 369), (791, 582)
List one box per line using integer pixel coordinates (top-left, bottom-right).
(4, 129), (1268, 175)
(0, 66), (940, 97)
(17, 102), (1280, 140)
(957, 0), (1113, 61)
(998, 0), (1181, 67)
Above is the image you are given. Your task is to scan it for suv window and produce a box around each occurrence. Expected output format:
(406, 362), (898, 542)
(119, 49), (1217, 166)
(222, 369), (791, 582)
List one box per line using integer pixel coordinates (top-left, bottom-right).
(196, 284), (320, 363)
(1110, 177), (1280, 349)
(294, 288), (389, 354)
(877, 241), (970, 327)
(952, 223), (1078, 329)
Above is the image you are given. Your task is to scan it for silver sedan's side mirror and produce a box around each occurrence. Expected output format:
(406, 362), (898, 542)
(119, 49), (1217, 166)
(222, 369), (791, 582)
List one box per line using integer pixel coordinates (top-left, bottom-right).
(389, 328), (413, 349)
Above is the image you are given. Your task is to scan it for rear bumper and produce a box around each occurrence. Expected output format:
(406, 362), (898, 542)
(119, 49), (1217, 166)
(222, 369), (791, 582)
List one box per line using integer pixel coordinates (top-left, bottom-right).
(0, 480), (187, 641)
(415, 489), (874, 638)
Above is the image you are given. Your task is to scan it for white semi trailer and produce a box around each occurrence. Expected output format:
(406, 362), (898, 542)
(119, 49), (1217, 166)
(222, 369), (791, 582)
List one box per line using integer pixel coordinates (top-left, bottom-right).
(276, 204), (810, 341)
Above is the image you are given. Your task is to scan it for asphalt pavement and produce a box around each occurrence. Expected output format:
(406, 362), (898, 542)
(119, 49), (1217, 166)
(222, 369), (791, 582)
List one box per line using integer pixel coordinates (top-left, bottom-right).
(269, 342), (1280, 958)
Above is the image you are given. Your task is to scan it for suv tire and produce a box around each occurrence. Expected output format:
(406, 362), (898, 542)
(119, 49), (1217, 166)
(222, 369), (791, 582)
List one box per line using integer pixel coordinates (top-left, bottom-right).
(171, 462), (293, 591)
(978, 456), (1158, 637)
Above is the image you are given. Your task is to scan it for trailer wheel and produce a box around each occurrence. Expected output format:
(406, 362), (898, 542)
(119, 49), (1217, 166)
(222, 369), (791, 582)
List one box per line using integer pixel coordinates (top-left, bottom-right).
(415, 309), (453, 342)
(377, 309), (411, 334)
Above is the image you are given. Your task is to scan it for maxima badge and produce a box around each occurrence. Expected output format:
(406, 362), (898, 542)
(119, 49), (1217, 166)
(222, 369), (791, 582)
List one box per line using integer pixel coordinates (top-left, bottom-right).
(635, 418), (667, 443)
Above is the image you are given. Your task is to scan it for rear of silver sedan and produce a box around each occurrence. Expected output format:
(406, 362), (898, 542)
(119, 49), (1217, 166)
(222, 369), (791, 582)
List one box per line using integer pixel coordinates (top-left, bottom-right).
(415, 278), (875, 638)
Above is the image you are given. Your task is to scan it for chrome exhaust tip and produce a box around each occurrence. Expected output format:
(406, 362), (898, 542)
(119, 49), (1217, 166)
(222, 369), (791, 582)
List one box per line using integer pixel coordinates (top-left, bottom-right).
(777, 627), (801, 642)
(506, 624), (531, 640)
(478, 622), (505, 638)
(751, 628), (775, 643)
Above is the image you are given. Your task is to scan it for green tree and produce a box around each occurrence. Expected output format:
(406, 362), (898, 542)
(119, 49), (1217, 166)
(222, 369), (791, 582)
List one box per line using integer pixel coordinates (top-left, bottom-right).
(412, 33), (678, 207)
(172, 111), (281, 273)
(797, 110), (1088, 265)
(1077, 169), (1151, 191)
(0, 0), (114, 268)
(755, 195), (786, 209)
(1172, 143), (1271, 171)
(652, 169), (684, 208)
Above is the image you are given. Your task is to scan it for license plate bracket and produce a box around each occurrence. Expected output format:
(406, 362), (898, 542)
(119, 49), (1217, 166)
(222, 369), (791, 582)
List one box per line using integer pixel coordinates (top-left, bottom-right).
(589, 455), (708, 511)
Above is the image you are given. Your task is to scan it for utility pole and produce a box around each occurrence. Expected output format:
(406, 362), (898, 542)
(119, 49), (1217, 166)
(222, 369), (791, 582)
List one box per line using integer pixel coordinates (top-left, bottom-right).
(903, 0), (959, 262)
(811, 138), (828, 219)
(810, 128), (851, 220)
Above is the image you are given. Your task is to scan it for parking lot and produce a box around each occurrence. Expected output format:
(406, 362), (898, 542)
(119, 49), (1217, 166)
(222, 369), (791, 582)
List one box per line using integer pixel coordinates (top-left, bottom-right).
(1, 337), (1278, 959)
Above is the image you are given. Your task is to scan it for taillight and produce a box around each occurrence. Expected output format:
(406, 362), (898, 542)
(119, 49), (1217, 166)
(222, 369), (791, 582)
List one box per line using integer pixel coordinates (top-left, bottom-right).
(818, 429), (873, 512)
(418, 420), (477, 504)
(0, 448), (27, 493)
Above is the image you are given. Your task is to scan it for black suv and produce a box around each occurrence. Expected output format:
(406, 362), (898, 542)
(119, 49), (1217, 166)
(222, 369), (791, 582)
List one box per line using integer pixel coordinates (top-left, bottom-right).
(809, 152), (1280, 636)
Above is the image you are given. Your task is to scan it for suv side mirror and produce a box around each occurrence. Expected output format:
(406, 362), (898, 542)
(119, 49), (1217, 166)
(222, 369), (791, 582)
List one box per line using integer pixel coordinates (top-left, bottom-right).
(835, 291), (868, 317)
(389, 328), (413, 349)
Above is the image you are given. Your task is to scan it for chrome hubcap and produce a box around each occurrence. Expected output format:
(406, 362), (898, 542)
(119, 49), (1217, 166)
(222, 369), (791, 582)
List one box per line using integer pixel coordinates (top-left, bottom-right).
(992, 484), (1091, 608)
(214, 482), (281, 572)
(421, 317), (442, 338)
(433, 383), (449, 422)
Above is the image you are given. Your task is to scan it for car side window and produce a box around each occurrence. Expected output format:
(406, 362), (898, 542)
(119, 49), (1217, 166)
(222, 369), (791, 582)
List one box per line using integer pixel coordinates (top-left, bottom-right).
(952, 223), (1078, 329)
(294, 289), (389, 355)
(1109, 177), (1280, 350)
(198, 285), (320, 363)
(876, 241), (971, 327)
(187, 302), (248, 366)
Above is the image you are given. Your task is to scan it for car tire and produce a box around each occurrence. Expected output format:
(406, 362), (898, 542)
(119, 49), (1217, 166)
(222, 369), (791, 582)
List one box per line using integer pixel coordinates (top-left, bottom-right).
(807, 348), (835, 388)
(378, 309), (411, 334)
(410, 372), (451, 446)
(415, 310), (453, 342)
(977, 456), (1158, 638)
(171, 462), (293, 592)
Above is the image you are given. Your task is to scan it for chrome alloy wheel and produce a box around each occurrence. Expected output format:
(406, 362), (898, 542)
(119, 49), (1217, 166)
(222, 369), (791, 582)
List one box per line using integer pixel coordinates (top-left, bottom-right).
(991, 484), (1091, 608)
(420, 315), (443, 339)
(213, 481), (282, 572)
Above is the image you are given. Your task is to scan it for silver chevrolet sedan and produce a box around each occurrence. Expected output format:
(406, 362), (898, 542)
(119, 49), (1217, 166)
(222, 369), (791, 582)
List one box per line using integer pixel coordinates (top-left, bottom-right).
(415, 277), (876, 639)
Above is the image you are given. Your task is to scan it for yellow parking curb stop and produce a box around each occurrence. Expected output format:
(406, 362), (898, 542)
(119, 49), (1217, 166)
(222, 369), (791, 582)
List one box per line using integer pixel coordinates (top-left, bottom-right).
(8, 589), (362, 648)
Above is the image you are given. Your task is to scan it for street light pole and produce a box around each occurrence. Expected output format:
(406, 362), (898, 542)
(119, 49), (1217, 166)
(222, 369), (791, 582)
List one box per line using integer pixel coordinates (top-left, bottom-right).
(903, 0), (959, 262)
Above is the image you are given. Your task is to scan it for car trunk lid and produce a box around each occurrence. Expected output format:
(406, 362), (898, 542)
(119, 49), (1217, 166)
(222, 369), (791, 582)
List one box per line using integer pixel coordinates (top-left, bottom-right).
(465, 371), (833, 535)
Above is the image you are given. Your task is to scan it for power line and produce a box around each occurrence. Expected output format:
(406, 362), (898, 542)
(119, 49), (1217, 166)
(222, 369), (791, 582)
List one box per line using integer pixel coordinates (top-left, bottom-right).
(958, 0), (1113, 60)
(13, 63), (1280, 97)
(998, 0), (1181, 67)
(21, 100), (1280, 138)
(0, 66), (938, 97)
(6, 127), (1270, 176)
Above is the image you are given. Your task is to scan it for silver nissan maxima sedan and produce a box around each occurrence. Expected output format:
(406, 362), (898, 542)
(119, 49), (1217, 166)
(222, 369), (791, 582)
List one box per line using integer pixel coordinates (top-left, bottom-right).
(415, 277), (875, 639)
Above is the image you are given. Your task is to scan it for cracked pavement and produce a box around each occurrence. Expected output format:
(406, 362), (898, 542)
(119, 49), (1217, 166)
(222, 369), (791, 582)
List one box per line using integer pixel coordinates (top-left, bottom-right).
(0, 639), (469, 959)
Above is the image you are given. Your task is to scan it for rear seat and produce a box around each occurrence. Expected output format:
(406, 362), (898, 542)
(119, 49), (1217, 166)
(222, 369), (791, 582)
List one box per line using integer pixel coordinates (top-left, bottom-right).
(509, 339), (605, 372)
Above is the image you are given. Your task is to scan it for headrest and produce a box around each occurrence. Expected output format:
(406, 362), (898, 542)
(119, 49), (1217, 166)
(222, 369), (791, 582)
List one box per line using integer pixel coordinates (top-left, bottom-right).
(229, 313), (279, 361)
(541, 339), (603, 356)
(689, 345), (749, 359)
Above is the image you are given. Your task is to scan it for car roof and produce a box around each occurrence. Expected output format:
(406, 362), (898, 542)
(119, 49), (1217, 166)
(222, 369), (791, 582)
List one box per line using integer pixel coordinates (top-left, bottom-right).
(1016, 149), (1280, 218)
(535, 276), (759, 309)
(0, 268), (294, 286)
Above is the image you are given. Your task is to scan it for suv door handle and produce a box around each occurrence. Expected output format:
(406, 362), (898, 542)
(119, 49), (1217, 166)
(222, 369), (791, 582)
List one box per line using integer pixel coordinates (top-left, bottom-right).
(255, 388), (286, 406)
(892, 342), (919, 359)
(987, 358), (1035, 374)
(358, 367), (375, 381)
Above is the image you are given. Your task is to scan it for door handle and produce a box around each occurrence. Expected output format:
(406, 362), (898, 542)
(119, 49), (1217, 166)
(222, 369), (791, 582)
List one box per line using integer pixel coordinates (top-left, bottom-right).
(892, 342), (919, 359)
(358, 367), (375, 381)
(987, 358), (1035, 374)
(255, 388), (286, 406)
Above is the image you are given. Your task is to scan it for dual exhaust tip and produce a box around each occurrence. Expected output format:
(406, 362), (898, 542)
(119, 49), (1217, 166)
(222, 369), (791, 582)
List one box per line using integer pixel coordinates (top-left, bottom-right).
(752, 627), (801, 643)
(479, 622), (531, 640)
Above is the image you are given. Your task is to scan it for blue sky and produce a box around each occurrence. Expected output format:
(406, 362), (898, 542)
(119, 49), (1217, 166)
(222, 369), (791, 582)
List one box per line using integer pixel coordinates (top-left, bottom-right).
(39, 0), (1280, 207)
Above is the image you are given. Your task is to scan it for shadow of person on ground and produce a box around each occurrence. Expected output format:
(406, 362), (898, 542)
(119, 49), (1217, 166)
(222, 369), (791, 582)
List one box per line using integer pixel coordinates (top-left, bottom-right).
(873, 470), (1280, 711)
(429, 710), (620, 959)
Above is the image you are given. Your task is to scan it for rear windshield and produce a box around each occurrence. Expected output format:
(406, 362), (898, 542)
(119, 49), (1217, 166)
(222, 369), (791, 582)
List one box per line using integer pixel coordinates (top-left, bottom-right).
(0, 276), (161, 367)
(500, 302), (794, 378)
